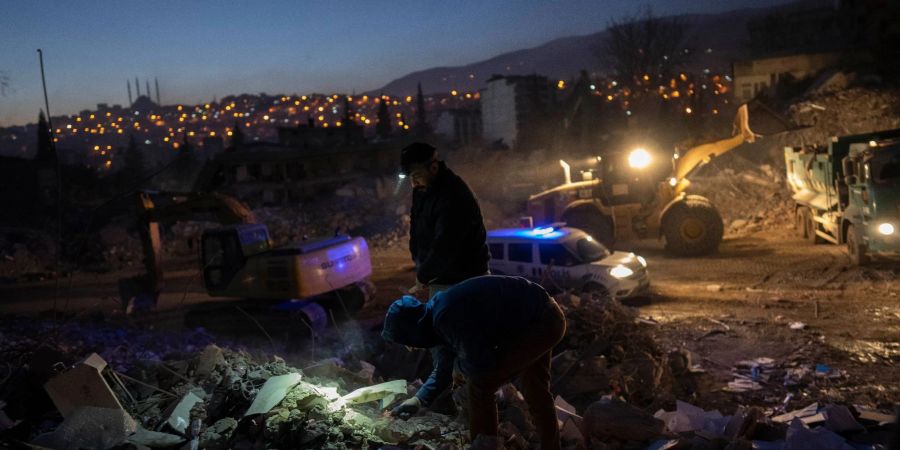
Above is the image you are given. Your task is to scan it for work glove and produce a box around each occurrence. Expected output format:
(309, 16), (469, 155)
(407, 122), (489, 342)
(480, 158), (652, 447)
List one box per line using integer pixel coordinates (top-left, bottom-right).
(391, 396), (421, 420)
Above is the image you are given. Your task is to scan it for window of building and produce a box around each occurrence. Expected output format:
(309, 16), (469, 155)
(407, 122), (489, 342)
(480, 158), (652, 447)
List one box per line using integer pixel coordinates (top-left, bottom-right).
(508, 243), (532, 263)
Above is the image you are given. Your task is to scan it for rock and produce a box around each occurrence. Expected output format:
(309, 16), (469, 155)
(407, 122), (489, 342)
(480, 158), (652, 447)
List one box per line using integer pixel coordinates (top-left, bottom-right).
(44, 353), (124, 418)
(706, 284), (723, 292)
(193, 344), (225, 378)
(200, 417), (239, 450)
(581, 399), (664, 442)
(31, 406), (137, 450)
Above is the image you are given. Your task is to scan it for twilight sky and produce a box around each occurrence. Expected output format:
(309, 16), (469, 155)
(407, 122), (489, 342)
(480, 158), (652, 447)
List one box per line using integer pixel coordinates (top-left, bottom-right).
(0, 0), (793, 127)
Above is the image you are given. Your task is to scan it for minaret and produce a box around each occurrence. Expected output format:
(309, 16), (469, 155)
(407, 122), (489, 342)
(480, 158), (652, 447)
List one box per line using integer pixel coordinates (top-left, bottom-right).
(127, 80), (133, 105)
(154, 77), (161, 105)
(145, 80), (151, 101)
(135, 77), (141, 96)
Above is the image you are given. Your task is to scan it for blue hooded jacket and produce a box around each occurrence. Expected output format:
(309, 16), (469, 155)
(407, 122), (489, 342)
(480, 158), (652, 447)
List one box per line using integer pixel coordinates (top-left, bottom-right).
(381, 276), (550, 404)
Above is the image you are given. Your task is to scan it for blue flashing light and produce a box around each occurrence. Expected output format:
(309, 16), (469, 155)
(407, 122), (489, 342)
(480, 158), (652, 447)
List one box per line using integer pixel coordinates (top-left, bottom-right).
(488, 227), (568, 240)
(532, 226), (555, 235)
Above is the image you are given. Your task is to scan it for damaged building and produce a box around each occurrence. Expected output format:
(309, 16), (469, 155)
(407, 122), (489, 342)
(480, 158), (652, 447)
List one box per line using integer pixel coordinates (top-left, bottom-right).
(195, 119), (412, 205)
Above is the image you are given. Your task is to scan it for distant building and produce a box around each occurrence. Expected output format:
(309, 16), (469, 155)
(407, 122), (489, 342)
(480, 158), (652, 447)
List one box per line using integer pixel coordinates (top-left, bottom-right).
(480, 74), (554, 149)
(732, 52), (841, 103)
(277, 118), (365, 149)
(433, 108), (481, 146)
(195, 121), (407, 205)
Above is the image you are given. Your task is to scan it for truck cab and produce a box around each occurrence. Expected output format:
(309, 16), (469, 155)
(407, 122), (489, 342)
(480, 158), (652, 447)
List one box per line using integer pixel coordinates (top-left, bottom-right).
(785, 129), (900, 264)
(841, 140), (900, 262)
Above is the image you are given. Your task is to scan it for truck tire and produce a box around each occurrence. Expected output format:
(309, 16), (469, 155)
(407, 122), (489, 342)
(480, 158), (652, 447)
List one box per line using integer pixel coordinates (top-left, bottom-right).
(801, 207), (823, 244)
(846, 224), (869, 266)
(563, 209), (614, 247)
(662, 198), (724, 256)
(796, 207), (810, 239)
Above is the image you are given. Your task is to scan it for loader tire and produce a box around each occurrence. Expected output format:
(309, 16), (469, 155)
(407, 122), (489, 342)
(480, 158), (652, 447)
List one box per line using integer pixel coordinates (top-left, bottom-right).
(662, 198), (723, 256)
(846, 224), (869, 266)
(563, 209), (614, 247)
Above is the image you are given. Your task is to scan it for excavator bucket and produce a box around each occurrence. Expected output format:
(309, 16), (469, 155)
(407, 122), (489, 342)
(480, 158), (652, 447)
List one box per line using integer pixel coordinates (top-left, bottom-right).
(743, 98), (810, 137)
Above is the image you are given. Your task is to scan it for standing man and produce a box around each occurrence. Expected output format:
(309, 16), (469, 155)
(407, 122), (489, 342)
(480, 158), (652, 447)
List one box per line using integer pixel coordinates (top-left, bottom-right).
(382, 276), (566, 450)
(391, 142), (490, 418)
(401, 142), (490, 296)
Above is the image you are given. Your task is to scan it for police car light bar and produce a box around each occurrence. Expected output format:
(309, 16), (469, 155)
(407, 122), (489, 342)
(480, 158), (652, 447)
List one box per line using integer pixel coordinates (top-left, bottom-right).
(532, 226), (555, 235)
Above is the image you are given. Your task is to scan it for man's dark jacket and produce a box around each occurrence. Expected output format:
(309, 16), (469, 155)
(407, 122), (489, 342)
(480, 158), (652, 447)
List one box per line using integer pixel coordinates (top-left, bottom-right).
(410, 162), (489, 285)
(382, 276), (552, 404)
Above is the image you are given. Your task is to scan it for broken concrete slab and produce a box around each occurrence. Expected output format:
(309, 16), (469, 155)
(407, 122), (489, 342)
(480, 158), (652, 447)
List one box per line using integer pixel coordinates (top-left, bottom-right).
(31, 406), (137, 450)
(43, 353), (124, 418)
(822, 405), (864, 433)
(166, 391), (204, 433)
(192, 344), (225, 378)
(654, 400), (724, 434)
(773, 403), (822, 424)
(200, 417), (238, 450)
(783, 418), (854, 450)
(127, 427), (186, 447)
(244, 372), (302, 416)
(340, 379), (406, 406)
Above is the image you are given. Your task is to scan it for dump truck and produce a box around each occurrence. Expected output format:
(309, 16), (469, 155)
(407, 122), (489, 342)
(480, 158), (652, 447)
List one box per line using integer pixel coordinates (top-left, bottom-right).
(527, 105), (756, 256)
(120, 191), (373, 320)
(785, 129), (900, 265)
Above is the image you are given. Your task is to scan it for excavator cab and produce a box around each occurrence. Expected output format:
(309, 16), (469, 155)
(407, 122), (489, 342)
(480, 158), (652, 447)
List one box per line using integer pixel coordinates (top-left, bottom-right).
(201, 224), (271, 291)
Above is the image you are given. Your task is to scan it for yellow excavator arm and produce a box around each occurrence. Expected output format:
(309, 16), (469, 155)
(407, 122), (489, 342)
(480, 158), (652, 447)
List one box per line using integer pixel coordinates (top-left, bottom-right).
(121, 191), (258, 310)
(672, 104), (756, 195)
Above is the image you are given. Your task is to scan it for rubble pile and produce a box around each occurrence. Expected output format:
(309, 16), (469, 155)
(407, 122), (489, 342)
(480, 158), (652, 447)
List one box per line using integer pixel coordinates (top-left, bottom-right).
(552, 293), (697, 412)
(254, 181), (412, 250)
(0, 316), (467, 449)
(0, 229), (56, 281)
(786, 85), (900, 146)
(688, 156), (794, 236)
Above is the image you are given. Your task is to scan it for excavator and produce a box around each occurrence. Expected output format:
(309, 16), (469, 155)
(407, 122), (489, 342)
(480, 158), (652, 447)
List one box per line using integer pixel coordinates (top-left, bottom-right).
(119, 190), (373, 326)
(528, 104), (757, 256)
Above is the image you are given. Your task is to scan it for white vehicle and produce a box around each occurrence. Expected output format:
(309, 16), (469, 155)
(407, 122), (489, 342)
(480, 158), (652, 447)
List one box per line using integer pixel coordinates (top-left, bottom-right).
(487, 226), (649, 298)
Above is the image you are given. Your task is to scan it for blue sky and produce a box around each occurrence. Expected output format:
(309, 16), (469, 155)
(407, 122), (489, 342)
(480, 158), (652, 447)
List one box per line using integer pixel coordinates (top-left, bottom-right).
(0, 0), (794, 126)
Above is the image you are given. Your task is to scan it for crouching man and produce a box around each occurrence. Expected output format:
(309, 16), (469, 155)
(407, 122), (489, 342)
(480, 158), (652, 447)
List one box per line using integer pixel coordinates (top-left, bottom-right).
(381, 275), (566, 450)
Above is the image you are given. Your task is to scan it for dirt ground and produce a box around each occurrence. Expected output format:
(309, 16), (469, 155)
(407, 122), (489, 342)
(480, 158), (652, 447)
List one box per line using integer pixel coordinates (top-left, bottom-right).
(366, 224), (900, 411)
(1, 220), (898, 413)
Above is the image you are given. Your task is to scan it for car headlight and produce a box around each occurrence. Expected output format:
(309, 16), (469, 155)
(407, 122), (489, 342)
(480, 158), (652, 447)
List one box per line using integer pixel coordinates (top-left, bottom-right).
(609, 265), (633, 279)
(628, 148), (652, 169)
(878, 223), (895, 235)
(636, 255), (647, 267)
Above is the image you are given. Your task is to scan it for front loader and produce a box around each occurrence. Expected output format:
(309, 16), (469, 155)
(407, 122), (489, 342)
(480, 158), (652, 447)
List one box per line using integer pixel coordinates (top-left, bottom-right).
(528, 105), (757, 256)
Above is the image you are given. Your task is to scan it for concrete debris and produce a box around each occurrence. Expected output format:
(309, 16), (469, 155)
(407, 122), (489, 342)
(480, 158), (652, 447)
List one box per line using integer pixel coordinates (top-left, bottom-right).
(44, 353), (124, 418)
(244, 372), (303, 416)
(788, 322), (806, 330)
(581, 398), (665, 442)
(126, 427), (186, 447)
(783, 418), (855, 450)
(166, 391), (204, 433)
(654, 400), (725, 434)
(31, 406), (137, 450)
(340, 379), (406, 407)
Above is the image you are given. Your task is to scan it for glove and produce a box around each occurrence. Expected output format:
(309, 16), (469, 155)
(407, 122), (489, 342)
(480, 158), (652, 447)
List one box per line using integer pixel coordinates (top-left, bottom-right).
(390, 396), (421, 420)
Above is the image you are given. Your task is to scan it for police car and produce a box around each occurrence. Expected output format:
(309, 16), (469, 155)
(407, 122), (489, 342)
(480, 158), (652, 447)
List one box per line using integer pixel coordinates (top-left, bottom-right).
(486, 226), (649, 298)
